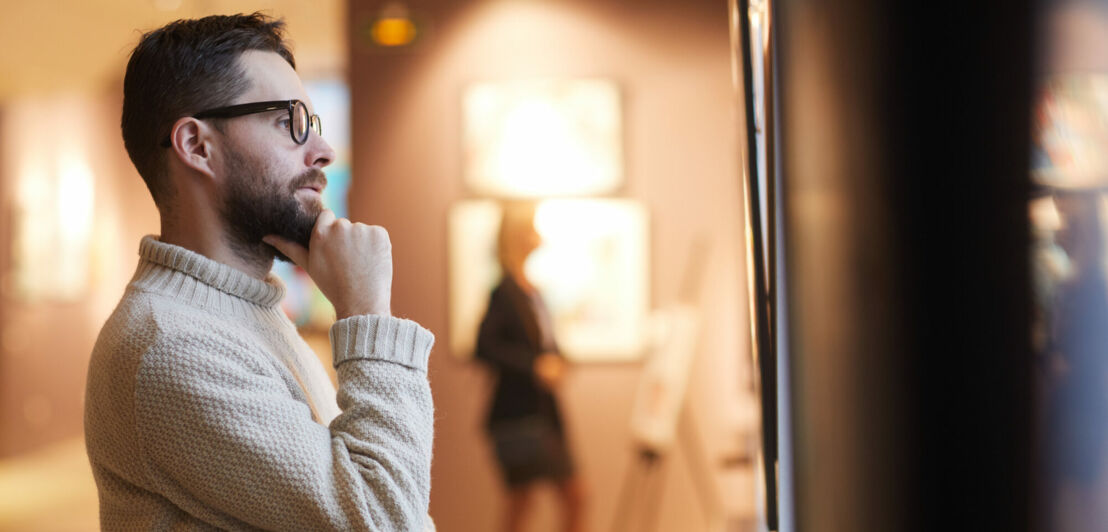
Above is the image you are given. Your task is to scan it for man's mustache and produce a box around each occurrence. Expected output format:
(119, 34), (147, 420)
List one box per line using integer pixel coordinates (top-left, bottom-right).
(290, 168), (327, 191)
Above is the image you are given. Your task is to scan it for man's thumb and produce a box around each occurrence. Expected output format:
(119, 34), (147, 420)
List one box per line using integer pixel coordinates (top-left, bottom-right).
(263, 235), (309, 269)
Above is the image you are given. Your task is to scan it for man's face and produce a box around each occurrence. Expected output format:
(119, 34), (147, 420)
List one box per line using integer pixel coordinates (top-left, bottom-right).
(213, 50), (336, 262)
(219, 143), (325, 262)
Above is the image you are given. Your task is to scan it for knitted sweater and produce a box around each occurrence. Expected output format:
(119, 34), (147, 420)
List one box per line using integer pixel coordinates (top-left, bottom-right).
(84, 236), (435, 531)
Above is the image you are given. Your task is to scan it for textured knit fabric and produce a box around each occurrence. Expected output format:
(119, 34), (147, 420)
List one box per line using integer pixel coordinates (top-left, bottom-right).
(85, 236), (436, 531)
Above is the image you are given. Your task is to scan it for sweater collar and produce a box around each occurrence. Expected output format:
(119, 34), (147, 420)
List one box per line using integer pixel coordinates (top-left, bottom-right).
(135, 235), (286, 308)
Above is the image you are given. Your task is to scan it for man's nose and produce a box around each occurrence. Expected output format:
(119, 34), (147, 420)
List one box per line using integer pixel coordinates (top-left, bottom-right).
(306, 132), (337, 168)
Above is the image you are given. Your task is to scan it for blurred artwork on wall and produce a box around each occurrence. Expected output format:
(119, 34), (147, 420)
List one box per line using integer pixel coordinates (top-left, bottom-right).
(4, 95), (99, 303)
(448, 199), (649, 362)
(462, 79), (623, 197)
(1033, 75), (1108, 190)
(271, 78), (351, 331)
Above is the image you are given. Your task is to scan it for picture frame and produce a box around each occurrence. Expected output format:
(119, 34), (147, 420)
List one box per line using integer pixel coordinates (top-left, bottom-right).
(461, 79), (623, 198)
(448, 198), (650, 363)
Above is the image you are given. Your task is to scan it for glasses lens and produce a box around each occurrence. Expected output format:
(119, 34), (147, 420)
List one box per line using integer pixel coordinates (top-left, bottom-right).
(310, 115), (322, 138)
(292, 101), (309, 144)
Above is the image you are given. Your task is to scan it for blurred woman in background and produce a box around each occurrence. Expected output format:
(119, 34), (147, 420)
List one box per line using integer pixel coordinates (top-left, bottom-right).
(476, 202), (586, 532)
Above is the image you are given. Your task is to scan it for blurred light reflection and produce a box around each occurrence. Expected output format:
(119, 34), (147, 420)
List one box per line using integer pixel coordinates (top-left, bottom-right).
(1032, 28), (1108, 528)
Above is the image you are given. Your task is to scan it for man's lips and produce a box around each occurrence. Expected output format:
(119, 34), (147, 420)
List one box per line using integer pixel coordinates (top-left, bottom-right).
(292, 169), (328, 195)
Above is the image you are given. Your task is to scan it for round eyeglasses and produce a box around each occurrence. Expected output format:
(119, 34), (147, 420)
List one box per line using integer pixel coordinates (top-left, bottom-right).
(161, 99), (322, 147)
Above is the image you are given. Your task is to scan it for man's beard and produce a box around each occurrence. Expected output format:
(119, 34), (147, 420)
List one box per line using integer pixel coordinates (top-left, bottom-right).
(219, 151), (326, 265)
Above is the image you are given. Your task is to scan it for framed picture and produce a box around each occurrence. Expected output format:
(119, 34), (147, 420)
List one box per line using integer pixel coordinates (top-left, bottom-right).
(5, 94), (97, 303)
(448, 198), (649, 362)
(462, 79), (623, 198)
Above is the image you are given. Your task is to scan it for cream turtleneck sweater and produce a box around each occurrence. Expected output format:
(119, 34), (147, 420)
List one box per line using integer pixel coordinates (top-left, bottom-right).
(84, 236), (435, 531)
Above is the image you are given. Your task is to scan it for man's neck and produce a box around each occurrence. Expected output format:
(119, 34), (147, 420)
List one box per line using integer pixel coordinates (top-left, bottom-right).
(160, 222), (274, 280)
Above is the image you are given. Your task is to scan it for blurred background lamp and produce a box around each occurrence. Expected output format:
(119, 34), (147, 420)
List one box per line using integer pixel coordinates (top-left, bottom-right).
(369, 2), (418, 47)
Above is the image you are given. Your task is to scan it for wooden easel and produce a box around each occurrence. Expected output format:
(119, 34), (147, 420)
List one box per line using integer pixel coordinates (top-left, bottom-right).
(610, 406), (726, 532)
(610, 447), (666, 532)
(611, 240), (725, 531)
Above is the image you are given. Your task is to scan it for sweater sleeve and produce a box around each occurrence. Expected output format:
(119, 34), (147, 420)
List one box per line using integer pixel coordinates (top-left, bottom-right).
(134, 314), (434, 532)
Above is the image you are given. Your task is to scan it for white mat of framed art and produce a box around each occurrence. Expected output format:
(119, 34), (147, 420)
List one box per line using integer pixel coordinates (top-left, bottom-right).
(448, 198), (649, 362)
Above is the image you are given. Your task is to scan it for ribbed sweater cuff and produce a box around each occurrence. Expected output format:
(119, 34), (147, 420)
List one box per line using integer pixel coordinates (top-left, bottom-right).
(330, 315), (434, 372)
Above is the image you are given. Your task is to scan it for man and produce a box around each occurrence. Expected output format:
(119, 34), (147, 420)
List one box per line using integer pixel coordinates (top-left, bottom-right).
(84, 13), (435, 531)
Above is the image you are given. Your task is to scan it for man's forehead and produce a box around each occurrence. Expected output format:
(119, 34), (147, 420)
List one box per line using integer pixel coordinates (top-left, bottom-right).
(235, 50), (309, 104)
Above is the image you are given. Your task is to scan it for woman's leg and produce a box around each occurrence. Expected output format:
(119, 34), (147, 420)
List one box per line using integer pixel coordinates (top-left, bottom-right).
(504, 483), (535, 532)
(557, 475), (587, 532)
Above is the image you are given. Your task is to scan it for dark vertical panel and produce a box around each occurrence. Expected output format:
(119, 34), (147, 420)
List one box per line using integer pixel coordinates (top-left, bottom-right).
(778, 1), (905, 528)
(888, 3), (1034, 531)
(777, 1), (1033, 531)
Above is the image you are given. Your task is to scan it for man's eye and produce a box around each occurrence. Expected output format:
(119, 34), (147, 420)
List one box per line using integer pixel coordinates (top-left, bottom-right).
(278, 118), (291, 130)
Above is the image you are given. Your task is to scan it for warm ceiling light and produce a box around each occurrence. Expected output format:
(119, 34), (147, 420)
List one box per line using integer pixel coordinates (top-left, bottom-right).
(372, 17), (417, 46)
(370, 2), (418, 47)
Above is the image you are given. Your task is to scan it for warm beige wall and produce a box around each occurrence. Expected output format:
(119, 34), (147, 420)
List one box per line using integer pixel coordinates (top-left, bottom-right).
(0, 87), (160, 456)
(348, 0), (753, 529)
(0, 1), (346, 457)
(0, 0), (347, 101)
(1043, 2), (1108, 74)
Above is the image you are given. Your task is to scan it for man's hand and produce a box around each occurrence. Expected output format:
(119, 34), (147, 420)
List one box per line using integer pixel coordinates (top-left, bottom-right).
(264, 210), (392, 319)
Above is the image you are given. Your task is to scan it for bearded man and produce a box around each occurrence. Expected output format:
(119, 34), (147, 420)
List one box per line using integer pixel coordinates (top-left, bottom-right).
(84, 13), (435, 531)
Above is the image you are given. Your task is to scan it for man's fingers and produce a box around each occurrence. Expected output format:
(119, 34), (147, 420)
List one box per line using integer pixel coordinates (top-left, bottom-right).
(263, 235), (309, 268)
(315, 209), (336, 231)
(262, 211), (336, 269)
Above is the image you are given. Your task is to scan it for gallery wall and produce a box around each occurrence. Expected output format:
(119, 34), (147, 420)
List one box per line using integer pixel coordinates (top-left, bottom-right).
(0, 0), (346, 457)
(0, 1), (755, 529)
(347, 0), (754, 529)
(0, 87), (159, 456)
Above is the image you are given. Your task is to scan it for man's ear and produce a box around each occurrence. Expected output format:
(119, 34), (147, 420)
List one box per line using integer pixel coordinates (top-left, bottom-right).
(168, 117), (218, 179)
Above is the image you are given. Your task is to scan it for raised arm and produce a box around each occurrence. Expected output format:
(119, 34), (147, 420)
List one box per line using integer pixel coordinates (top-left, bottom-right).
(134, 315), (433, 530)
